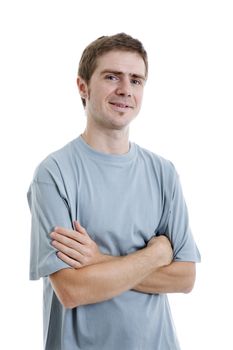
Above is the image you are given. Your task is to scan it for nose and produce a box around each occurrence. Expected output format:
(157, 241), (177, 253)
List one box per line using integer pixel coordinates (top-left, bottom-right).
(116, 78), (132, 97)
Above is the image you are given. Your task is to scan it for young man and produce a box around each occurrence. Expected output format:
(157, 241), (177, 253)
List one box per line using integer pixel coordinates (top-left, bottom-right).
(28, 33), (200, 350)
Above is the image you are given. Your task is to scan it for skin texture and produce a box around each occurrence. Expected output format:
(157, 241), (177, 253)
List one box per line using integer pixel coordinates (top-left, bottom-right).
(50, 222), (195, 308)
(50, 223), (175, 308)
(77, 50), (146, 154)
(49, 50), (196, 308)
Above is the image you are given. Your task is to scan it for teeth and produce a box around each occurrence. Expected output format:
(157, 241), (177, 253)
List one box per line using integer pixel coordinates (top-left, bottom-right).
(109, 102), (132, 109)
(112, 103), (127, 108)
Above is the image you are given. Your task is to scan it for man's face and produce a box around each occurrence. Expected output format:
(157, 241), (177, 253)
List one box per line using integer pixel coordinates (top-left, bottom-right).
(78, 50), (146, 131)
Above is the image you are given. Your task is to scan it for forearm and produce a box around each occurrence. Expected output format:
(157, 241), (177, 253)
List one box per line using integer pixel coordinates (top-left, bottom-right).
(50, 245), (161, 308)
(50, 227), (174, 306)
(133, 261), (196, 294)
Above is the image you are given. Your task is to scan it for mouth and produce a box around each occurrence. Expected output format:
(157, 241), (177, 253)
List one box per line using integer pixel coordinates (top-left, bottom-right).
(109, 102), (133, 109)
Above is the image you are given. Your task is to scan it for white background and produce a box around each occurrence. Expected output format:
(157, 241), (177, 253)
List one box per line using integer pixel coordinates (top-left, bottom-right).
(0, 0), (232, 349)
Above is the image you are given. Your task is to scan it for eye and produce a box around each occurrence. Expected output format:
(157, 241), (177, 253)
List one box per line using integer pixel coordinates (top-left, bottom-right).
(131, 78), (142, 86)
(105, 74), (118, 81)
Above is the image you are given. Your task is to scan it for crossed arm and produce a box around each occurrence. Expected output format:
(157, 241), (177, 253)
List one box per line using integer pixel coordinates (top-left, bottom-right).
(49, 222), (196, 309)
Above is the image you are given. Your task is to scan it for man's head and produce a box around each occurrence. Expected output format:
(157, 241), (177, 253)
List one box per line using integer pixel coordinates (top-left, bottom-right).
(78, 33), (148, 108)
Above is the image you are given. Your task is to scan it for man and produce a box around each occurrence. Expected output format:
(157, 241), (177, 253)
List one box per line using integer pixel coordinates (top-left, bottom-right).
(28, 33), (201, 350)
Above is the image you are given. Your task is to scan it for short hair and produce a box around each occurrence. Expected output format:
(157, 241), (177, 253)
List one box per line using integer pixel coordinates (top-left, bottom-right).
(78, 33), (148, 107)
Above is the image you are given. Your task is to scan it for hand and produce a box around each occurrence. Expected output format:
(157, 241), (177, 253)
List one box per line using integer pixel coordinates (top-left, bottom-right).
(50, 221), (103, 268)
(147, 235), (173, 267)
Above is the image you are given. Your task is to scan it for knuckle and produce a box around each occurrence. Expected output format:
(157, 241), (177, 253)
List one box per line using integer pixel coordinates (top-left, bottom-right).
(82, 256), (89, 265)
(86, 248), (94, 258)
(82, 246), (89, 256)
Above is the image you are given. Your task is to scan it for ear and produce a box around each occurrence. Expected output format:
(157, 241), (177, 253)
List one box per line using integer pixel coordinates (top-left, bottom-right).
(77, 76), (88, 99)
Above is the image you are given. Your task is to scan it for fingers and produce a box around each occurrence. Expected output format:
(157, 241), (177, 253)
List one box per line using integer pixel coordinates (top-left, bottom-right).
(53, 225), (86, 244)
(52, 239), (84, 260)
(74, 221), (87, 235)
(148, 235), (170, 246)
(52, 238), (93, 268)
(51, 234), (87, 255)
(51, 223), (102, 268)
(56, 251), (82, 269)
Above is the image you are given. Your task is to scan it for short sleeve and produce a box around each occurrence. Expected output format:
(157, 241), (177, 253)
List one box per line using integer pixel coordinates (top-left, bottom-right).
(165, 171), (201, 263)
(28, 179), (73, 280)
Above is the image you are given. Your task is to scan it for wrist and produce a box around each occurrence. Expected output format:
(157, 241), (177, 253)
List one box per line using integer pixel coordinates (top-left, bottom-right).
(97, 253), (118, 264)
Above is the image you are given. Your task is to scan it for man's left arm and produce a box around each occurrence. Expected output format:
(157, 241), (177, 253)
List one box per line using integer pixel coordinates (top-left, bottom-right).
(133, 261), (196, 294)
(138, 164), (201, 295)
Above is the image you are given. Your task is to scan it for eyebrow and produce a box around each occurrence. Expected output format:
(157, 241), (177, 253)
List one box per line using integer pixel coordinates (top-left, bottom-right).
(100, 70), (146, 81)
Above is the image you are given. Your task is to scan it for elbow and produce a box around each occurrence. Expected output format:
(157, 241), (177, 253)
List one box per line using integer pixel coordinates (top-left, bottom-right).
(183, 283), (194, 294)
(60, 294), (77, 309)
(183, 271), (196, 294)
(180, 262), (196, 294)
(57, 282), (85, 309)
(56, 288), (81, 309)
(63, 302), (77, 310)
(49, 272), (81, 309)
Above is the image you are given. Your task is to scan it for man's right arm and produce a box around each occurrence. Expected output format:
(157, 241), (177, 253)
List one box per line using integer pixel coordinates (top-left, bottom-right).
(49, 236), (172, 308)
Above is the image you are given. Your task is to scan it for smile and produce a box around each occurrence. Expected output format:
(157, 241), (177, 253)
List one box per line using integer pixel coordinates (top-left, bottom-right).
(109, 102), (133, 109)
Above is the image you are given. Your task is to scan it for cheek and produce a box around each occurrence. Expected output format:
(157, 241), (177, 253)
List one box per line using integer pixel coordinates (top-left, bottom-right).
(135, 91), (144, 106)
(88, 90), (106, 114)
(89, 85), (105, 102)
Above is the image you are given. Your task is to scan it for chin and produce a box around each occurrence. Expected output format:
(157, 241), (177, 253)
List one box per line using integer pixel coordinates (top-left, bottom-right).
(109, 117), (135, 130)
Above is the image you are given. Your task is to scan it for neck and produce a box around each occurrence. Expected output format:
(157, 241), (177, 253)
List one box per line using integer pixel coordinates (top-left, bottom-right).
(81, 125), (130, 155)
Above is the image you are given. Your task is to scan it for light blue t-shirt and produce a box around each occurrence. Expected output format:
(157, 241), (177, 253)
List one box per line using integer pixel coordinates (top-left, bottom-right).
(28, 135), (200, 350)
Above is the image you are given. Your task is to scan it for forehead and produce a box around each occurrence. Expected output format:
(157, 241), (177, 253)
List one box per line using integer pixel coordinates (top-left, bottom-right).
(94, 50), (146, 78)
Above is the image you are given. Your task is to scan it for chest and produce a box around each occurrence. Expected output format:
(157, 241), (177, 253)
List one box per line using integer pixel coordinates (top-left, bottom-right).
(69, 160), (164, 255)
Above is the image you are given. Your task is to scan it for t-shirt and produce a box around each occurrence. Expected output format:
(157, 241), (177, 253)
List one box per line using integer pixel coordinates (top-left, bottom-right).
(28, 135), (201, 350)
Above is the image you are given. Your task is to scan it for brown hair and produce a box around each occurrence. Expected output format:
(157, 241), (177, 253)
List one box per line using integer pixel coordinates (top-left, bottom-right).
(78, 33), (148, 107)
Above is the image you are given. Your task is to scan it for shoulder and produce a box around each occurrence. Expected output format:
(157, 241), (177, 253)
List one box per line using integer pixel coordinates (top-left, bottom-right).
(31, 138), (79, 185)
(135, 143), (178, 185)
